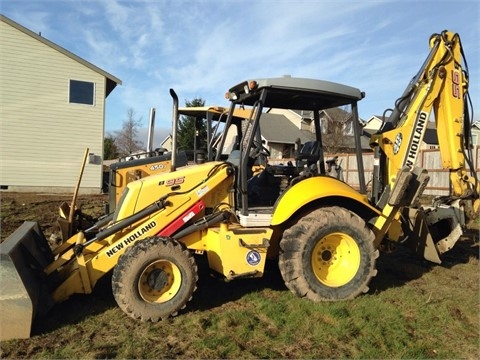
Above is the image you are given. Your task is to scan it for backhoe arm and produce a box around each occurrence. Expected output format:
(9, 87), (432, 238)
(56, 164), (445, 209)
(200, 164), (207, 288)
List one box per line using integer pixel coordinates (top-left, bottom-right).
(370, 30), (479, 259)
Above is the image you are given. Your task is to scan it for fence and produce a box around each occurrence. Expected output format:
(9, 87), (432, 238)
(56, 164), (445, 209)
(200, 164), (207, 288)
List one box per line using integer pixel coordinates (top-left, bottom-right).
(270, 145), (480, 196)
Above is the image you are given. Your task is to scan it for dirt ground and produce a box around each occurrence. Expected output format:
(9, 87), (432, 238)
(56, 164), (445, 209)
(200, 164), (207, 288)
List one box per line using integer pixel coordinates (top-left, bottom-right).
(0, 192), (108, 243)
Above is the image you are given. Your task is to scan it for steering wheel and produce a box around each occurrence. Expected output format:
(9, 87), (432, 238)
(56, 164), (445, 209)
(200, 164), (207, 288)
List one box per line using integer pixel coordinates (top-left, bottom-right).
(251, 140), (270, 158)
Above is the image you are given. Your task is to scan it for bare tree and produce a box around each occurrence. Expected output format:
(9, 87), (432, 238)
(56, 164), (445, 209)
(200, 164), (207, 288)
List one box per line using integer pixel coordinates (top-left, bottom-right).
(321, 106), (354, 154)
(114, 108), (144, 157)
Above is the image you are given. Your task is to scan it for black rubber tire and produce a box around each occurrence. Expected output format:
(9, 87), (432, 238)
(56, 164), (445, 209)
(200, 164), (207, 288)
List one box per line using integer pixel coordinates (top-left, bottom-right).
(112, 236), (198, 322)
(279, 206), (378, 301)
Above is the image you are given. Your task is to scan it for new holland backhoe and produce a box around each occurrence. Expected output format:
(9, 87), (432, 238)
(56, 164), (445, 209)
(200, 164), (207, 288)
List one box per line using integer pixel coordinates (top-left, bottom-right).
(0, 30), (478, 341)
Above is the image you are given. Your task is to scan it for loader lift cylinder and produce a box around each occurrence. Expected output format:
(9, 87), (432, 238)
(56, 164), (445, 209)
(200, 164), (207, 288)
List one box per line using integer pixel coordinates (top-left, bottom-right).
(79, 198), (169, 250)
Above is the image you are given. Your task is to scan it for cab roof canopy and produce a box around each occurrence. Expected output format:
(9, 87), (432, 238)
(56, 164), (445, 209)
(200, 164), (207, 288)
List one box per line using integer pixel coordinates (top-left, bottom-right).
(228, 76), (365, 110)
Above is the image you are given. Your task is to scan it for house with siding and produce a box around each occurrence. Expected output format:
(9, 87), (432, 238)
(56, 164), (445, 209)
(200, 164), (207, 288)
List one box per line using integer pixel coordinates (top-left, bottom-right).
(0, 14), (121, 193)
(471, 121), (480, 146)
(264, 108), (369, 161)
(260, 112), (315, 159)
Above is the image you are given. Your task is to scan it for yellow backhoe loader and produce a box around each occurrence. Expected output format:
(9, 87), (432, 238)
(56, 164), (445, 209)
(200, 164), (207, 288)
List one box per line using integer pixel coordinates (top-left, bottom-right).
(0, 30), (478, 341)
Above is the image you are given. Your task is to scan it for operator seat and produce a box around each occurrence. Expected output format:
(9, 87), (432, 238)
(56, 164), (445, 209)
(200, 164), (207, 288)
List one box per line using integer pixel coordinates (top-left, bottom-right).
(296, 140), (321, 166)
(227, 150), (253, 179)
(226, 149), (241, 167)
(291, 140), (323, 183)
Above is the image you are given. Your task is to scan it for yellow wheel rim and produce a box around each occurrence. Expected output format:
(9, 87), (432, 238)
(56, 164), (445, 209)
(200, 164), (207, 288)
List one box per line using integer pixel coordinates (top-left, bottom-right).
(311, 232), (360, 287)
(138, 260), (182, 303)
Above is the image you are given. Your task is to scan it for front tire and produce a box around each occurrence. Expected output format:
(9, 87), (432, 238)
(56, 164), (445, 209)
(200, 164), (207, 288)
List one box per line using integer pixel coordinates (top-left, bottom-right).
(279, 206), (378, 301)
(112, 236), (198, 322)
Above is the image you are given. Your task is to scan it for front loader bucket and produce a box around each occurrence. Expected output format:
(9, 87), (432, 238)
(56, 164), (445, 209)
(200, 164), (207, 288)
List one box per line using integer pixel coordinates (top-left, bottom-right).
(0, 222), (56, 341)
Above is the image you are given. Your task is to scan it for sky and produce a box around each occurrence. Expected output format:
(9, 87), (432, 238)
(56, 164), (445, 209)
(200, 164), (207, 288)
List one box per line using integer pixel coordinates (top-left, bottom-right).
(2, 0), (479, 148)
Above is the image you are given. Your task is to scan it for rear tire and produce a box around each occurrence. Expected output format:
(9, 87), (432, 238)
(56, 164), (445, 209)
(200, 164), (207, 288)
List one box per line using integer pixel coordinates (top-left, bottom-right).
(279, 206), (378, 301)
(112, 236), (197, 321)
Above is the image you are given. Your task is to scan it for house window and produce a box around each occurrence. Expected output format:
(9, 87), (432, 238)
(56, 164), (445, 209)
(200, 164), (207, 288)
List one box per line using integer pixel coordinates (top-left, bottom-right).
(343, 120), (353, 136)
(69, 80), (95, 105)
(319, 117), (327, 134)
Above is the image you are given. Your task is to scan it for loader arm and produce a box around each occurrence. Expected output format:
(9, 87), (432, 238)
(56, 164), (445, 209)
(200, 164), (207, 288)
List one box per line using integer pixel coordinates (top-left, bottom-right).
(50, 162), (234, 303)
(0, 161), (234, 340)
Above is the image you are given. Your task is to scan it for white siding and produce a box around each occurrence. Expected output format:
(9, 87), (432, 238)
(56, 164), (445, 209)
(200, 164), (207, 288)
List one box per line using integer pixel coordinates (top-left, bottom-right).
(363, 117), (383, 134)
(0, 19), (107, 192)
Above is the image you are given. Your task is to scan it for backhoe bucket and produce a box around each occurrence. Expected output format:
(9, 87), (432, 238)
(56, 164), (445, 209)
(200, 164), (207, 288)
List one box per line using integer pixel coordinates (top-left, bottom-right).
(0, 222), (56, 341)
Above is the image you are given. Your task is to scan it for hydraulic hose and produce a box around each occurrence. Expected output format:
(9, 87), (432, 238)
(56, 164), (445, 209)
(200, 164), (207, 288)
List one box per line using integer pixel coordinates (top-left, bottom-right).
(173, 210), (231, 240)
(75, 199), (168, 253)
(95, 199), (167, 241)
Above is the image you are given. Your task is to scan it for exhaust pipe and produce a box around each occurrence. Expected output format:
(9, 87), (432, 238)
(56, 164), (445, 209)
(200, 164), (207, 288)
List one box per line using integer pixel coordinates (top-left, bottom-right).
(147, 107), (156, 155)
(170, 88), (179, 172)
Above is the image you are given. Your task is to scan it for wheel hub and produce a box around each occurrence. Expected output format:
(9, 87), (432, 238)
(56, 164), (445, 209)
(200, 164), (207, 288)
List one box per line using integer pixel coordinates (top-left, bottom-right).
(321, 249), (332, 262)
(138, 259), (182, 303)
(147, 269), (169, 291)
(311, 232), (361, 287)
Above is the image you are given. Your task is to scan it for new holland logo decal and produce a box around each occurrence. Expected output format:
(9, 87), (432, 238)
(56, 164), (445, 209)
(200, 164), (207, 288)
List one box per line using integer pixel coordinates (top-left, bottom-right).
(404, 111), (428, 168)
(106, 220), (157, 258)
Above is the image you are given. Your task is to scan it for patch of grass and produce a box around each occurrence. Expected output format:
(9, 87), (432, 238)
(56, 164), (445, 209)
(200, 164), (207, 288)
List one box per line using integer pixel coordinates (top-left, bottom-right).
(1, 254), (478, 359)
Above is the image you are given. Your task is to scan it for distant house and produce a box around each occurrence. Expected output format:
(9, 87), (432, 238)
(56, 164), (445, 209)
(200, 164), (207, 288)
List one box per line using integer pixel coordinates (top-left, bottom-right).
(0, 15), (121, 193)
(260, 112), (315, 159)
(362, 115), (385, 137)
(160, 135), (173, 152)
(471, 121), (480, 146)
(264, 108), (369, 160)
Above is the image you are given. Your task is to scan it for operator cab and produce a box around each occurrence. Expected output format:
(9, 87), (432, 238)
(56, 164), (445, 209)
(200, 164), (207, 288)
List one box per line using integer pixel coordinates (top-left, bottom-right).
(177, 106), (253, 163)
(217, 76), (366, 226)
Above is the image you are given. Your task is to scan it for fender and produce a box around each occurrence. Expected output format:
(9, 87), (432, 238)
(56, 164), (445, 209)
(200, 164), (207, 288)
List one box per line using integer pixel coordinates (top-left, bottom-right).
(271, 176), (379, 226)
